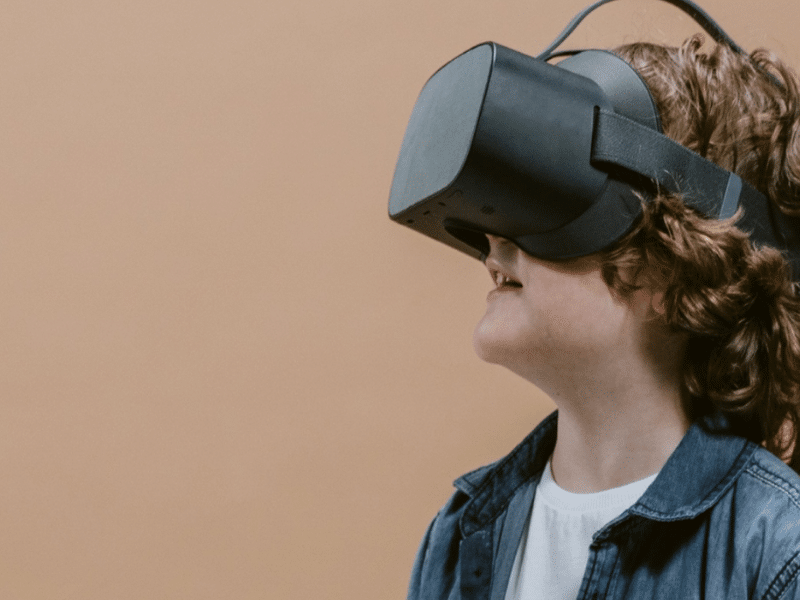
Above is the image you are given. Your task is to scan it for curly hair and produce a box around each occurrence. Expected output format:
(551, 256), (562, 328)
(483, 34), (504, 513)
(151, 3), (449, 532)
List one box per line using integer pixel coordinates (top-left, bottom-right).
(602, 35), (800, 471)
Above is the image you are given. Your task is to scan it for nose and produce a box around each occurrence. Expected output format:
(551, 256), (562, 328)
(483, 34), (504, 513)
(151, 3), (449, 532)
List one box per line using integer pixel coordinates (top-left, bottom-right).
(485, 234), (516, 243)
(483, 234), (499, 262)
(483, 234), (516, 263)
(485, 234), (515, 252)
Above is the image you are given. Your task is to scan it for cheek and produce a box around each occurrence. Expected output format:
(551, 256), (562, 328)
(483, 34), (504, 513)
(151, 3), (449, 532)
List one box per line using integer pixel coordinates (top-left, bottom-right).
(543, 292), (628, 353)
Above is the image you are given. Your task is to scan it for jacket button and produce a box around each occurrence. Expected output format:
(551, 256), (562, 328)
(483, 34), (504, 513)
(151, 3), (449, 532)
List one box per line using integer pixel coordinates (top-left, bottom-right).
(473, 568), (482, 578)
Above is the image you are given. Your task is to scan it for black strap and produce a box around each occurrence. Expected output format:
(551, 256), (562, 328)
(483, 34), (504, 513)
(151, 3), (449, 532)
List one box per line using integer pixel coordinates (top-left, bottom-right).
(591, 108), (776, 243)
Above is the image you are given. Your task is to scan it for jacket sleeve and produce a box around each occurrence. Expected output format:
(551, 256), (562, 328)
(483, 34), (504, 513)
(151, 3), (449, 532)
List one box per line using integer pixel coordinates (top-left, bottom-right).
(407, 514), (438, 600)
(406, 486), (475, 600)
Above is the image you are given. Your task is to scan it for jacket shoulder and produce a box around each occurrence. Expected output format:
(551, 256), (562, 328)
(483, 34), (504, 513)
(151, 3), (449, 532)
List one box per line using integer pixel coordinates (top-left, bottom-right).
(406, 481), (474, 600)
(743, 446), (800, 506)
(736, 447), (800, 598)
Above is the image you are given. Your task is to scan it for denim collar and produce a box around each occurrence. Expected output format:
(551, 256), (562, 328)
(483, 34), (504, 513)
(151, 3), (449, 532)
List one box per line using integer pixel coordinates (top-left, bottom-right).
(454, 410), (757, 538)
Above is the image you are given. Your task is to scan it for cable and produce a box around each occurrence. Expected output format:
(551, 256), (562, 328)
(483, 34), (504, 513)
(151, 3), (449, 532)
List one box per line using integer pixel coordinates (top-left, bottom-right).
(536, 0), (746, 60)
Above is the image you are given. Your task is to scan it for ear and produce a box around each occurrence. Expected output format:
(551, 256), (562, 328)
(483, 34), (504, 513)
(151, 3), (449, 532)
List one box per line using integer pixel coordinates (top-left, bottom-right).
(628, 285), (667, 320)
(649, 291), (667, 316)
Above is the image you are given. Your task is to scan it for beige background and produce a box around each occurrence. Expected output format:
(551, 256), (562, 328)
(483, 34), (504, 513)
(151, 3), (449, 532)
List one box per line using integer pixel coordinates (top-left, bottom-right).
(0, 0), (797, 598)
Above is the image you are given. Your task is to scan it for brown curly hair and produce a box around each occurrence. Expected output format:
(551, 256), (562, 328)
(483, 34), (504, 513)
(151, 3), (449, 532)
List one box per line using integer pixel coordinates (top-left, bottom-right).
(601, 34), (800, 470)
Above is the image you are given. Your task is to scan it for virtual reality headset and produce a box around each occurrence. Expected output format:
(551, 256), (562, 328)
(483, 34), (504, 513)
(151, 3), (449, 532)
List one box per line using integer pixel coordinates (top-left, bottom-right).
(388, 0), (800, 278)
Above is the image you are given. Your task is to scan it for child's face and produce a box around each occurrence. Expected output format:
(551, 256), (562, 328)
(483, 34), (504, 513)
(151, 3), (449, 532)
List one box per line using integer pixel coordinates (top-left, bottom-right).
(473, 234), (648, 391)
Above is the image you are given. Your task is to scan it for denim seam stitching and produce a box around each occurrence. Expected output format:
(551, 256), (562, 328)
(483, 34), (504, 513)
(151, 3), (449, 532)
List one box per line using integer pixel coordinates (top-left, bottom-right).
(631, 443), (756, 522)
(744, 466), (800, 512)
(760, 548), (800, 600)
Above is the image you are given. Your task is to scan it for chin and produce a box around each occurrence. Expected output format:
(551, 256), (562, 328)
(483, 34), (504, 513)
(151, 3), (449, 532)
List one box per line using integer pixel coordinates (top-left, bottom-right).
(472, 319), (522, 365)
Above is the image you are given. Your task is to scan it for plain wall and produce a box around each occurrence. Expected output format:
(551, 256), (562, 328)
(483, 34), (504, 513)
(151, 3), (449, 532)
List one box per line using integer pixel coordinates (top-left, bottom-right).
(1, 0), (798, 598)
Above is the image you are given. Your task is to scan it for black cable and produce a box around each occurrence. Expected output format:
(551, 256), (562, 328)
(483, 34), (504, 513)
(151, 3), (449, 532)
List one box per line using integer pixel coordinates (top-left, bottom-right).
(537, 0), (782, 89)
(536, 0), (746, 60)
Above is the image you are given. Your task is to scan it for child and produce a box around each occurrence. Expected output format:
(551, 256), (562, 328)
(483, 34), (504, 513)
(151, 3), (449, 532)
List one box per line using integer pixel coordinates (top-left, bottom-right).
(406, 34), (800, 600)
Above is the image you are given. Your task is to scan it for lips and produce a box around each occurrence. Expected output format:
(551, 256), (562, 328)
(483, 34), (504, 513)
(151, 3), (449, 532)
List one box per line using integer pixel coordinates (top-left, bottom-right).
(484, 239), (522, 296)
(489, 267), (523, 290)
(486, 266), (522, 301)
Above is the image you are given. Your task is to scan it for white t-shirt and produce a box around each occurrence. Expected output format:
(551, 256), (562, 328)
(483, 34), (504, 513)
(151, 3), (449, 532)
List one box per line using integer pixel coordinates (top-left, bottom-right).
(504, 459), (658, 600)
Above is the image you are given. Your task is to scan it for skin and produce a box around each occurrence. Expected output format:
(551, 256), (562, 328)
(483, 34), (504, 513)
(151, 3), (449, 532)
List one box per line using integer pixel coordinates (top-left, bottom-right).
(474, 234), (691, 493)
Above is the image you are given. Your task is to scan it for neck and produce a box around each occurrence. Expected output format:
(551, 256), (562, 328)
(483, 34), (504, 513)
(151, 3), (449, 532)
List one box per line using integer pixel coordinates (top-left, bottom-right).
(548, 375), (690, 493)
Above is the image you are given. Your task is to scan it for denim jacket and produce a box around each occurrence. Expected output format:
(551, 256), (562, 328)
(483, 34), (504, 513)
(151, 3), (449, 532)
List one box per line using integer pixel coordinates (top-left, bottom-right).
(408, 411), (800, 600)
